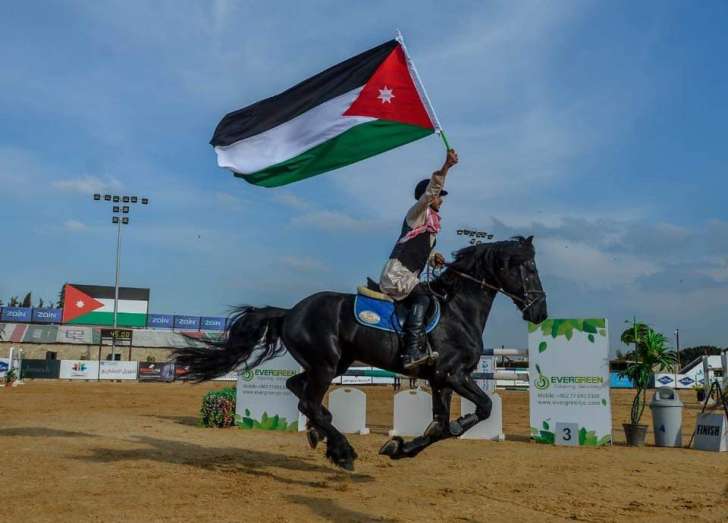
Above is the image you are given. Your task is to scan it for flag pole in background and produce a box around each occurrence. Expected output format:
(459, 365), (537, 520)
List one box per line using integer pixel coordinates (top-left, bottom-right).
(395, 30), (451, 151)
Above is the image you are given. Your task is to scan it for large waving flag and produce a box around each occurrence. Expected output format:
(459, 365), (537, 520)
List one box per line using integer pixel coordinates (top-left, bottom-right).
(211, 38), (441, 187)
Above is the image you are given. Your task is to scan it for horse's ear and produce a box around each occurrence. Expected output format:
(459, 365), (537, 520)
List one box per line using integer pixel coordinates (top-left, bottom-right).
(525, 235), (534, 245)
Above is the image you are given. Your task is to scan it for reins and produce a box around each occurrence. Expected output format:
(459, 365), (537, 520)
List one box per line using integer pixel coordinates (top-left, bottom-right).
(427, 262), (546, 312)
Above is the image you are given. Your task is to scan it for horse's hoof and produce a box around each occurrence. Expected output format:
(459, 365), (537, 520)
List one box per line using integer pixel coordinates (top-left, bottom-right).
(379, 437), (403, 457)
(306, 427), (322, 449)
(449, 420), (464, 436)
(337, 459), (355, 472)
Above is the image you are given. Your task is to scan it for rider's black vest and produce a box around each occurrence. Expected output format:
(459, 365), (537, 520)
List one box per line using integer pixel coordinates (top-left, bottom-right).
(389, 218), (436, 274)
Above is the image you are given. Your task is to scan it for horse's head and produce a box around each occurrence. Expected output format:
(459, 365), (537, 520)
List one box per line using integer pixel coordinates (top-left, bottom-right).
(448, 235), (548, 324)
(493, 236), (548, 324)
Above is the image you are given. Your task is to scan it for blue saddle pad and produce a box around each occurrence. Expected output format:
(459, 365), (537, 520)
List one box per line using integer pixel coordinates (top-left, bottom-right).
(354, 294), (440, 334)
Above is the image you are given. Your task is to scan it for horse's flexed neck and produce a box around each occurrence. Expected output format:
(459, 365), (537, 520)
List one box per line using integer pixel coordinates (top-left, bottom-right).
(435, 236), (548, 325)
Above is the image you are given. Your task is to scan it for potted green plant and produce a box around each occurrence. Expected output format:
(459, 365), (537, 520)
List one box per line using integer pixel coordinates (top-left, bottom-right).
(4, 368), (17, 387)
(619, 320), (677, 446)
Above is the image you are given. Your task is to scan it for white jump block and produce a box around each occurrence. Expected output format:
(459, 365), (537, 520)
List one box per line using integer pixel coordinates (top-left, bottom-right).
(329, 387), (370, 435)
(389, 388), (432, 437)
(459, 392), (505, 441)
(692, 413), (727, 452)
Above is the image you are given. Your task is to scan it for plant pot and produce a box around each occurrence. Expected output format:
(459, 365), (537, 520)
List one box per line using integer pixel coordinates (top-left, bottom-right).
(696, 390), (705, 402)
(623, 423), (648, 446)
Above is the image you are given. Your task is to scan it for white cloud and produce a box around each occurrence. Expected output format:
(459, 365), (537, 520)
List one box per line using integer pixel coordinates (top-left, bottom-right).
(280, 256), (328, 273)
(53, 176), (122, 195)
(293, 210), (386, 233)
(273, 192), (312, 211)
(63, 219), (88, 232)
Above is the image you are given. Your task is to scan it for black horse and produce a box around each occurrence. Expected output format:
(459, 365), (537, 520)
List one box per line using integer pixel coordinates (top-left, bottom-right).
(175, 236), (547, 470)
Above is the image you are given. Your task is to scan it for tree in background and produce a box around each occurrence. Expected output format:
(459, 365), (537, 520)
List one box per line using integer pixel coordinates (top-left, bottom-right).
(8, 297), (19, 307)
(21, 292), (32, 308)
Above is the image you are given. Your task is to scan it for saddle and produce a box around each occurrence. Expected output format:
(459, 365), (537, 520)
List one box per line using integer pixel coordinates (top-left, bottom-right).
(354, 278), (440, 334)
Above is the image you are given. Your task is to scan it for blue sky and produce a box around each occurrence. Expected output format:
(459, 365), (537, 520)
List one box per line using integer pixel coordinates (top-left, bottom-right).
(1, 1), (727, 352)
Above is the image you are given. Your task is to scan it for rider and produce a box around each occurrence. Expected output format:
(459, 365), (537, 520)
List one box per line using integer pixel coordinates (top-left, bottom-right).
(379, 148), (458, 369)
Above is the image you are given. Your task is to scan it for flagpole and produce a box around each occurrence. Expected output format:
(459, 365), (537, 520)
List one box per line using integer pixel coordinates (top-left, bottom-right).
(396, 30), (450, 151)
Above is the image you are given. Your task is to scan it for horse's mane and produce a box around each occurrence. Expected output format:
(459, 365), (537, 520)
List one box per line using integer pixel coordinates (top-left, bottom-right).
(431, 236), (534, 297)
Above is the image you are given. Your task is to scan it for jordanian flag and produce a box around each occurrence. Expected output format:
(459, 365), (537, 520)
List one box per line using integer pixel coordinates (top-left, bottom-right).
(62, 284), (149, 328)
(211, 39), (439, 187)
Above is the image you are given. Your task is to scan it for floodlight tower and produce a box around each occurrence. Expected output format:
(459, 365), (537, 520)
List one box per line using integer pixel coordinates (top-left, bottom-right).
(92, 193), (149, 358)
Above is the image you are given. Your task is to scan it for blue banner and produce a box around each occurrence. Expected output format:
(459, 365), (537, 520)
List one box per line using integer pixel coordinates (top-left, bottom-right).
(174, 315), (200, 330)
(32, 308), (62, 323)
(147, 314), (174, 329)
(200, 316), (226, 331)
(609, 372), (634, 388)
(1, 307), (33, 322)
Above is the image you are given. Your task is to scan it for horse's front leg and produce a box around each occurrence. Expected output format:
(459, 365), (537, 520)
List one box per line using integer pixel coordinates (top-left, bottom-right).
(379, 382), (453, 459)
(445, 373), (492, 437)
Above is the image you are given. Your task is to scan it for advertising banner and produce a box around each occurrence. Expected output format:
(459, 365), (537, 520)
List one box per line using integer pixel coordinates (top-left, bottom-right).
(138, 361), (175, 381)
(528, 319), (612, 446)
(32, 308), (63, 323)
(200, 316), (226, 331)
(99, 361), (138, 380)
(23, 325), (59, 344)
(20, 359), (61, 379)
(1, 307), (32, 323)
(57, 326), (97, 344)
(147, 314), (174, 329)
(60, 360), (100, 380)
(173, 315), (200, 331)
(0, 358), (8, 378)
(653, 373), (696, 389)
(236, 351), (301, 431)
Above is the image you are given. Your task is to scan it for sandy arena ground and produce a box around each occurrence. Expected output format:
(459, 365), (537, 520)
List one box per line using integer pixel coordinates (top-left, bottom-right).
(1, 381), (726, 522)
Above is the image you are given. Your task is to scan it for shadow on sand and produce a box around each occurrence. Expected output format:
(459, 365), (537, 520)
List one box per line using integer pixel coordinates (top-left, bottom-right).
(77, 434), (374, 489)
(0, 427), (96, 438)
(286, 494), (398, 523)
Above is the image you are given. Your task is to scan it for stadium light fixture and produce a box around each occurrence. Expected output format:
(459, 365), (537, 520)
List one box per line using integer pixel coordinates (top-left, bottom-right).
(113, 195), (120, 202)
(113, 206), (120, 213)
(104, 194), (112, 201)
(112, 216), (119, 224)
(122, 196), (130, 203)
(122, 217), (129, 224)
(94, 194), (101, 201)
(130, 196), (138, 203)
(122, 206), (129, 213)
(141, 197), (149, 205)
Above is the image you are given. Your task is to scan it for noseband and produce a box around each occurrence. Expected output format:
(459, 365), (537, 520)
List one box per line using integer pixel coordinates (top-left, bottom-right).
(441, 263), (546, 312)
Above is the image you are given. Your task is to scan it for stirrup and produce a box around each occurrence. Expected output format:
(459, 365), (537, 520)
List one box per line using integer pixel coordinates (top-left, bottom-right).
(403, 352), (430, 370)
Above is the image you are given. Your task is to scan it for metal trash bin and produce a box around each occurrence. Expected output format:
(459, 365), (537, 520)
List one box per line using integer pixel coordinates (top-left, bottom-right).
(649, 387), (684, 447)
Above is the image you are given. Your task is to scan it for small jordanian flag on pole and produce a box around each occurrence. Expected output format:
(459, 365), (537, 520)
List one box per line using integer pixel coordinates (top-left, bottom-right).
(62, 284), (150, 328)
(211, 33), (447, 187)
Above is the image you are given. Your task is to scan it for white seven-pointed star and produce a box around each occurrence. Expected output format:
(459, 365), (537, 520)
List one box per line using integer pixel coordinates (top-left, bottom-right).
(377, 86), (394, 104)
(76, 300), (85, 309)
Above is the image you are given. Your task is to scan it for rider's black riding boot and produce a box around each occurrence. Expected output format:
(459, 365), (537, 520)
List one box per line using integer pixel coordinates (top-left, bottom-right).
(403, 300), (429, 370)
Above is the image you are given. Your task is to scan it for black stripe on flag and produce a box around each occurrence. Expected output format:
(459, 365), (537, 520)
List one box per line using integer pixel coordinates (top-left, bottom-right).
(72, 284), (150, 301)
(210, 39), (398, 146)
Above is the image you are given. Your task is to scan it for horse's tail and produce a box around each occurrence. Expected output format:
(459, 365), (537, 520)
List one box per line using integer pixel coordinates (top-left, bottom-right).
(173, 306), (288, 382)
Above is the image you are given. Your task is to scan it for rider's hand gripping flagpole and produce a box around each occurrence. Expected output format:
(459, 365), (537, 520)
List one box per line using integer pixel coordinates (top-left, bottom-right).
(396, 30), (451, 151)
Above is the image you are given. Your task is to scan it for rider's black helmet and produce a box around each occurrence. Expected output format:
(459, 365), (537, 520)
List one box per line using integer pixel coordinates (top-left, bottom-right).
(414, 179), (448, 200)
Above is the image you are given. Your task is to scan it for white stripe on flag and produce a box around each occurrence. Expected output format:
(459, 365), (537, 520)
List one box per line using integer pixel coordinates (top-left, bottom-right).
(97, 299), (148, 314)
(214, 87), (373, 174)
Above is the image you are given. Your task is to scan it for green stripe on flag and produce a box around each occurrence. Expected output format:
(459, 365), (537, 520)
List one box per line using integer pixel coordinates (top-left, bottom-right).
(238, 120), (433, 187)
(67, 312), (148, 328)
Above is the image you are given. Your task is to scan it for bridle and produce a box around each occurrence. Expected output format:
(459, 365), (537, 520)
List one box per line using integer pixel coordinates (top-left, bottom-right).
(429, 262), (546, 312)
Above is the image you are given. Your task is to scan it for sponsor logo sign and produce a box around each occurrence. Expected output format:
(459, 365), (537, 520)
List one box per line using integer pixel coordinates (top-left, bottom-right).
(60, 360), (100, 379)
(236, 351), (301, 431)
(528, 319), (612, 446)
(173, 315), (200, 330)
(138, 362), (175, 381)
(32, 308), (63, 323)
(200, 316), (226, 331)
(147, 314), (174, 329)
(1, 307), (33, 322)
(99, 361), (138, 380)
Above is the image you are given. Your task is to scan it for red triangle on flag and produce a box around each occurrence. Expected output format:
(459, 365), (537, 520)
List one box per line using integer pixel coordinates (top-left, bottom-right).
(62, 284), (104, 323)
(343, 45), (434, 130)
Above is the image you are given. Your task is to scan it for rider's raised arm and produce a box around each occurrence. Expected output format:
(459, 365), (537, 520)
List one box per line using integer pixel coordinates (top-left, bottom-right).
(406, 149), (457, 223)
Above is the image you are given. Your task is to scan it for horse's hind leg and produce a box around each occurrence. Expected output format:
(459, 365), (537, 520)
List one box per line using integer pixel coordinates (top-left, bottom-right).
(446, 374), (493, 436)
(286, 368), (357, 470)
(286, 372), (332, 449)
